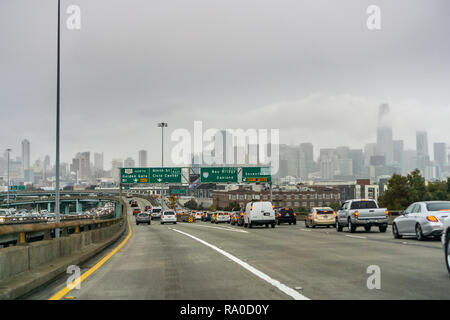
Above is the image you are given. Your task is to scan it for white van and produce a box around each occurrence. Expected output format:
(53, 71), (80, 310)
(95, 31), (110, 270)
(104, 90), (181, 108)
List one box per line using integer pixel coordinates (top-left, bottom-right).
(244, 201), (276, 228)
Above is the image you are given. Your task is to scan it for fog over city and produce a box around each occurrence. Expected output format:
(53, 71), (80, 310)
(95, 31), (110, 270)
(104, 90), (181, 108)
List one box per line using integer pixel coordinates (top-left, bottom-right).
(1, 0), (449, 168)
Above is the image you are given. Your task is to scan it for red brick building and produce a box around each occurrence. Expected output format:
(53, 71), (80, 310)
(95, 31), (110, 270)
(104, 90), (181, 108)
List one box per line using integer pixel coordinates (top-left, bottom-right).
(212, 186), (340, 210)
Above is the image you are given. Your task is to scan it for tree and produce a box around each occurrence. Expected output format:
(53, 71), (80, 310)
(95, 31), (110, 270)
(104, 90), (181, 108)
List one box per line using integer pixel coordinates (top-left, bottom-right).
(378, 170), (450, 210)
(329, 202), (342, 211)
(378, 174), (411, 210)
(406, 169), (426, 203)
(184, 198), (198, 210)
(225, 201), (240, 211)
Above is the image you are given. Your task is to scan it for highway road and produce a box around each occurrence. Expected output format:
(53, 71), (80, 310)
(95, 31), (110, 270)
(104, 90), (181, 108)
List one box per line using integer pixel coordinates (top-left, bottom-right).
(24, 197), (450, 300)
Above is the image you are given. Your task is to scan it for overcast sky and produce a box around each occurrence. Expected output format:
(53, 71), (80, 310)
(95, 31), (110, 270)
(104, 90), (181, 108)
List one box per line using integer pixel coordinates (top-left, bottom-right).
(1, 0), (449, 169)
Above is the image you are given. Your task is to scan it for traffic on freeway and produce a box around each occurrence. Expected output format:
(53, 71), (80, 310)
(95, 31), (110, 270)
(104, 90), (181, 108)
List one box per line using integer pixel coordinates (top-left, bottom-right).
(21, 196), (450, 301)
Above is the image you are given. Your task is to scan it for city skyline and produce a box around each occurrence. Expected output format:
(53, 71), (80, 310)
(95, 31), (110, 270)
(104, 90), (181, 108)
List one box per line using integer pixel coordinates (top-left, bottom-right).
(1, 1), (450, 168)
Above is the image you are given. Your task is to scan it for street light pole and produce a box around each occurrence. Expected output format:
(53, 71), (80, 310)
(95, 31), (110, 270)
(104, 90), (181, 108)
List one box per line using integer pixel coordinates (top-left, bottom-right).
(55, 0), (61, 237)
(157, 122), (168, 167)
(6, 148), (11, 208)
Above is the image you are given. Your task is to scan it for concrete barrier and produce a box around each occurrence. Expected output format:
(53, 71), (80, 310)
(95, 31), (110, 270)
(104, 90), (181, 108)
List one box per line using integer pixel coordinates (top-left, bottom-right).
(0, 217), (126, 300)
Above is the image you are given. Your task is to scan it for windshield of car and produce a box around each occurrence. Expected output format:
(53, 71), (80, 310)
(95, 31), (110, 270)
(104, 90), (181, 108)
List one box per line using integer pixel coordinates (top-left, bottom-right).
(152, 209), (161, 213)
(280, 208), (294, 214)
(350, 201), (377, 209)
(164, 211), (174, 215)
(426, 202), (450, 212)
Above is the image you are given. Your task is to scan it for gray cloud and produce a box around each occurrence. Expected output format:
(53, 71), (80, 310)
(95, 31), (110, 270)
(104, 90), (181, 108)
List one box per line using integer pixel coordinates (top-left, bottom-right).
(1, 0), (449, 167)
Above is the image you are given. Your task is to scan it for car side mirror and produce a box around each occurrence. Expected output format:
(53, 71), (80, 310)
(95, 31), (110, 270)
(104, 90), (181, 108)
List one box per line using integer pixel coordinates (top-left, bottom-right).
(400, 211), (406, 215)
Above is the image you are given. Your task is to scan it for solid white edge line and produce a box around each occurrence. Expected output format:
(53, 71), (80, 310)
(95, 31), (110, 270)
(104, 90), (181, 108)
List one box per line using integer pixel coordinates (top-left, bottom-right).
(170, 227), (309, 300)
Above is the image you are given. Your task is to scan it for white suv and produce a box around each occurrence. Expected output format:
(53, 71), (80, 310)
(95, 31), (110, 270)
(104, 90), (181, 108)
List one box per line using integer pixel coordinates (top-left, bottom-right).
(161, 210), (177, 224)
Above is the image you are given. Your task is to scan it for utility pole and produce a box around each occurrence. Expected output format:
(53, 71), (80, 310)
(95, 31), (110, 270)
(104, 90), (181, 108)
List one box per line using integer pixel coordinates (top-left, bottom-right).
(157, 122), (168, 167)
(6, 148), (11, 208)
(55, 0), (61, 237)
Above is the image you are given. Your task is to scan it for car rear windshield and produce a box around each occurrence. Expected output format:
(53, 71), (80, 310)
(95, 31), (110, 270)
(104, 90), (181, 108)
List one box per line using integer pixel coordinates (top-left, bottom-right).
(350, 201), (377, 209)
(138, 213), (149, 217)
(316, 209), (333, 214)
(152, 209), (161, 213)
(426, 202), (450, 212)
(165, 211), (174, 215)
(280, 208), (294, 214)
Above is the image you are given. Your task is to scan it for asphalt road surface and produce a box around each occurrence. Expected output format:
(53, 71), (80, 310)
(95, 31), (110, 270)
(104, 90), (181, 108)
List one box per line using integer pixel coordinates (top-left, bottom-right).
(24, 197), (450, 300)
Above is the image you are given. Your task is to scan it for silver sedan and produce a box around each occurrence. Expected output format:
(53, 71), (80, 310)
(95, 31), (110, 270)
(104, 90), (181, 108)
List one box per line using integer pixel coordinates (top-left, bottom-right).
(392, 201), (450, 241)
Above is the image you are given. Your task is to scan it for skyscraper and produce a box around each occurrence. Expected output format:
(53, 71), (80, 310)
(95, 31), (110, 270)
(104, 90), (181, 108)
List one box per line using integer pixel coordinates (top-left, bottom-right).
(376, 103), (393, 164)
(416, 131), (429, 173)
(21, 139), (30, 180)
(434, 143), (447, 166)
(124, 157), (135, 167)
(138, 150), (147, 167)
(94, 152), (104, 171)
(393, 140), (404, 172)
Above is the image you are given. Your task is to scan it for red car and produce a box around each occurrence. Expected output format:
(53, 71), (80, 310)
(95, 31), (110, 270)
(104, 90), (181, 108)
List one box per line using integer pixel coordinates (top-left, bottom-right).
(145, 206), (152, 212)
(133, 208), (141, 215)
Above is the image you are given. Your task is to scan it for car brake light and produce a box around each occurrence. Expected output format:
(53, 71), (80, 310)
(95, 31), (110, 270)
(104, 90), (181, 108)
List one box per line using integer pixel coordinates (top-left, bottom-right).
(385, 210), (389, 216)
(278, 213), (281, 217)
(426, 216), (438, 222)
(162, 216), (164, 219)
(354, 210), (359, 218)
(333, 211), (336, 216)
(293, 213), (296, 216)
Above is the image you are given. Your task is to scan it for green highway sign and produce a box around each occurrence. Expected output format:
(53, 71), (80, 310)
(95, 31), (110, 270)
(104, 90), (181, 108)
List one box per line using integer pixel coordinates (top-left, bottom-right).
(10, 185), (25, 191)
(121, 168), (150, 184)
(242, 167), (272, 183)
(149, 168), (182, 183)
(171, 188), (186, 195)
(200, 167), (238, 183)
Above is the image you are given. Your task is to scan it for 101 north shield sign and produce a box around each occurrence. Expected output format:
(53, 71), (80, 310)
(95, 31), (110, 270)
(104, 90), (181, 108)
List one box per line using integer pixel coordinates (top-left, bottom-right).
(200, 167), (238, 183)
(242, 167), (272, 183)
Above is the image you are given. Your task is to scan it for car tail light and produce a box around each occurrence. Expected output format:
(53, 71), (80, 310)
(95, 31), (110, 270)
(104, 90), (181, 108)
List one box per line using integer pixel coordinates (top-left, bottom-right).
(333, 211), (336, 216)
(293, 213), (296, 216)
(278, 213), (281, 217)
(241, 213), (244, 216)
(385, 210), (389, 216)
(354, 210), (359, 218)
(308, 216), (312, 220)
(426, 216), (438, 222)
(162, 216), (165, 219)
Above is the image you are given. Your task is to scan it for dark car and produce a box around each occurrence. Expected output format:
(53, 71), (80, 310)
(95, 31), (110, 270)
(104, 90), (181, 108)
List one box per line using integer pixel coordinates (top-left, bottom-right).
(237, 211), (245, 226)
(276, 207), (297, 225)
(230, 211), (240, 225)
(203, 212), (213, 222)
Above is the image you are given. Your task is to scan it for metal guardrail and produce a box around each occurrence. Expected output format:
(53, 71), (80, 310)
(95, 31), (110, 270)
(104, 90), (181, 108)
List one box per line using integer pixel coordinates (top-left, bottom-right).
(0, 197), (127, 247)
(0, 216), (123, 246)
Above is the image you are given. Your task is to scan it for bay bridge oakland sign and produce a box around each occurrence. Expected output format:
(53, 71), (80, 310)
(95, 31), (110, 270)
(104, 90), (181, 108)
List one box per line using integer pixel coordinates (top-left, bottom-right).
(120, 167), (271, 184)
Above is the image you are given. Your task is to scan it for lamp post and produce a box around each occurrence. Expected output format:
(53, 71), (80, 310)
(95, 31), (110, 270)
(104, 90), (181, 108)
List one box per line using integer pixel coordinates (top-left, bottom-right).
(55, 0), (61, 237)
(6, 148), (11, 208)
(157, 122), (168, 167)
